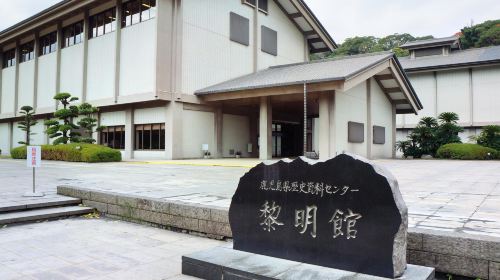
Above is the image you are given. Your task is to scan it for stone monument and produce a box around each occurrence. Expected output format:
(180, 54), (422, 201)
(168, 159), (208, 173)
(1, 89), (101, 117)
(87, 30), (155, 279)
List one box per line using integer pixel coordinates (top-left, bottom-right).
(182, 154), (434, 279)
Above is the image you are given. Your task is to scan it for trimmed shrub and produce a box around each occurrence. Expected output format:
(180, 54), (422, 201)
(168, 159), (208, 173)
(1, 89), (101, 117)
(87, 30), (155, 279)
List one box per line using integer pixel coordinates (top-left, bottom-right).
(10, 144), (121, 163)
(436, 143), (498, 160)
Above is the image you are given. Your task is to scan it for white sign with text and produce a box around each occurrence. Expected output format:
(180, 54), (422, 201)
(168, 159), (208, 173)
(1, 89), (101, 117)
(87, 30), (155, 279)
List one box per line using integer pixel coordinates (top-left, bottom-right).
(27, 146), (41, 168)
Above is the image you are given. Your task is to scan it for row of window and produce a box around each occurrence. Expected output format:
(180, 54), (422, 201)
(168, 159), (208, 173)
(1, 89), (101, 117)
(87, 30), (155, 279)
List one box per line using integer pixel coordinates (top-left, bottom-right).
(100, 123), (165, 150)
(2, 0), (156, 68)
(229, 12), (278, 56)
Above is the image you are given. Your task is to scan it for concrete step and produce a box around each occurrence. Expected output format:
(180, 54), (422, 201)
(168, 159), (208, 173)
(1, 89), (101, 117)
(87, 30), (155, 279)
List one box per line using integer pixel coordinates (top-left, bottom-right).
(0, 196), (82, 213)
(0, 206), (93, 225)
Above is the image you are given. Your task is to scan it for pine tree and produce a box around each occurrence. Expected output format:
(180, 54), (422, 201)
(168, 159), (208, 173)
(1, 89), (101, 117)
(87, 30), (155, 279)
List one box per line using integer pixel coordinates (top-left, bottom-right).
(17, 106), (38, 145)
(44, 93), (80, 145)
(77, 102), (104, 143)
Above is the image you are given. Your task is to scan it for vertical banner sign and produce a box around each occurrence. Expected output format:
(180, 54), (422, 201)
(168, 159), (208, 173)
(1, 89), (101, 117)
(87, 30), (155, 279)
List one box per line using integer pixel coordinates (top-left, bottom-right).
(25, 146), (43, 197)
(27, 146), (41, 168)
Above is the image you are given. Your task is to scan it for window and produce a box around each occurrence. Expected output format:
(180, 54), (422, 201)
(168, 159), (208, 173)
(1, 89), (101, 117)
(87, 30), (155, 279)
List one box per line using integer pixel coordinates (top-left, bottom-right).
(243, 0), (268, 13)
(20, 42), (35, 63)
(62, 21), (84, 48)
(89, 8), (116, 39)
(2, 49), (16, 68)
(258, 0), (268, 13)
(261, 25), (277, 56)
(39, 32), (57, 56)
(135, 123), (165, 150)
(230, 12), (250, 46)
(122, 0), (157, 28)
(101, 126), (125, 149)
(348, 121), (364, 143)
(373, 126), (386, 145)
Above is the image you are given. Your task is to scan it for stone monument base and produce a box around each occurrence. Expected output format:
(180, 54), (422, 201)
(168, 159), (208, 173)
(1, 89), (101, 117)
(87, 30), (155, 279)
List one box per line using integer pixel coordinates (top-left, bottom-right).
(182, 246), (435, 280)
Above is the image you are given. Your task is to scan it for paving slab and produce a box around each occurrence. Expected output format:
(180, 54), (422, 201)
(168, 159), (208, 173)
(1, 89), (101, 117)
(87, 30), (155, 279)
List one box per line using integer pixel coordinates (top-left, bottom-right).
(0, 205), (93, 225)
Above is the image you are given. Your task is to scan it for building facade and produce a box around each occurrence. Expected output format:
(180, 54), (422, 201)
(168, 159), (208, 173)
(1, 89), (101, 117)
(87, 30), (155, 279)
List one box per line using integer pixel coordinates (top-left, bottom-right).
(0, 0), (420, 160)
(398, 36), (500, 143)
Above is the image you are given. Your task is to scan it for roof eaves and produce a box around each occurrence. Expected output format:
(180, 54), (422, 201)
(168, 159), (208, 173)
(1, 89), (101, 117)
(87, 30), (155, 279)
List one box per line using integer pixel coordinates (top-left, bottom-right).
(392, 56), (424, 111)
(403, 59), (500, 72)
(296, 0), (338, 49)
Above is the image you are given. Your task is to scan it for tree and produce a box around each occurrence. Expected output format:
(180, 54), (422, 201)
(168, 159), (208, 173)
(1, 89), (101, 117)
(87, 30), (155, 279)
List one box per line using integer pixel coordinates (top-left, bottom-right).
(412, 117), (439, 156)
(436, 112), (463, 146)
(474, 125), (500, 151)
(44, 93), (80, 145)
(77, 102), (104, 143)
(460, 20), (500, 49)
(17, 106), (38, 145)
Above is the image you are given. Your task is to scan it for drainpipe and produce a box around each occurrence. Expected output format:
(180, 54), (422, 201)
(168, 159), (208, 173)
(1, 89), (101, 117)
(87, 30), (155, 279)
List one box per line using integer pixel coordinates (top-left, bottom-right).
(303, 83), (307, 156)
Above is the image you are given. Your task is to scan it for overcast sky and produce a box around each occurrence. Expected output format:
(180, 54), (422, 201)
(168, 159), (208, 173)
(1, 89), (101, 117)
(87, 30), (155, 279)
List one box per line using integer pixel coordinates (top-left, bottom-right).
(1, 0), (499, 43)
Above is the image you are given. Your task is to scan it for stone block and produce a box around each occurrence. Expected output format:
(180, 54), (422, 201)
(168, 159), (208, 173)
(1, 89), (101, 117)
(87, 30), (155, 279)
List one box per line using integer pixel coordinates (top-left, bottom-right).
(435, 254), (488, 279)
(134, 209), (164, 225)
(89, 191), (117, 205)
(137, 198), (170, 214)
(116, 195), (139, 209)
(107, 204), (136, 219)
(165, 215), (199, 232)
(199, 220), (232, 237)
(407, 231), (423, 250)
(491, 262), (500, 280)
(82, 200), (108, 213)
(170, 203), (210, 220)
(407, 250), (437, 268)
(57, 186), (90, 200)
(210, 208), (230, 224)
(422, 230), (500, 262)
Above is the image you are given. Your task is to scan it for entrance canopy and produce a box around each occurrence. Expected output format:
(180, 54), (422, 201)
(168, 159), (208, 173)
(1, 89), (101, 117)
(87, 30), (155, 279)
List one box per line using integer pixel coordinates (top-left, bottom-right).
(195, 52), (423, 114)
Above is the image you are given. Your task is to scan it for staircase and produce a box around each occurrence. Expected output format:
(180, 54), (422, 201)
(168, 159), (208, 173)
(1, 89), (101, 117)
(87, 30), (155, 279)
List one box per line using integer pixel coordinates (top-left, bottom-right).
(0, 195), (93, 226)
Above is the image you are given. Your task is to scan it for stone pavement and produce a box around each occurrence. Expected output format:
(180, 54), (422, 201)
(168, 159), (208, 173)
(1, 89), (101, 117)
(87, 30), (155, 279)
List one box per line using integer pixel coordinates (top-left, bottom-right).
(1, 158), (500, 237)
(0, 217), (224, 280)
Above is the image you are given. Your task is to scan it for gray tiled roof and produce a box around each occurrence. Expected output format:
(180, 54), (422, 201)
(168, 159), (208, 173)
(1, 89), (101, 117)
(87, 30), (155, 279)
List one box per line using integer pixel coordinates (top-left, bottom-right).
(400, 36), (459, 49)
(400, 45), (500, 71)
(195, 52), (393, 95)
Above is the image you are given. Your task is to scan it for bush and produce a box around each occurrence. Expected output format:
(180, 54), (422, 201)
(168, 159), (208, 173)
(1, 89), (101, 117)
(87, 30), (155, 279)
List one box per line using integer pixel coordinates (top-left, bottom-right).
(436, 143), (498, 160)
(10, 143), (121, 163)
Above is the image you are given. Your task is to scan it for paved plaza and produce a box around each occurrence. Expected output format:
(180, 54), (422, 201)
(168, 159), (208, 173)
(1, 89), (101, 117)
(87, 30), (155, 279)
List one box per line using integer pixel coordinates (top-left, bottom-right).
(1, 158), (500, 237)
(0, 217), (224, 280)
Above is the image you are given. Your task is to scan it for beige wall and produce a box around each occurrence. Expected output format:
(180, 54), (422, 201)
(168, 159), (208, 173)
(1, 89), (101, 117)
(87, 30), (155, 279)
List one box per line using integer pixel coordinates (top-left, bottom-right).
(472, 66), (500, 123)
(60, 43), (84, 101)
(0, 122), (11, 153)
(1, 67), (16, 114)
(37, 52), (57, 109)
(86, 33), (116, 102)
(370, 78), (394, 159)
(17, 60), (36, 110)
(181, 109), (215, 158)
(222, 113), (250, 157)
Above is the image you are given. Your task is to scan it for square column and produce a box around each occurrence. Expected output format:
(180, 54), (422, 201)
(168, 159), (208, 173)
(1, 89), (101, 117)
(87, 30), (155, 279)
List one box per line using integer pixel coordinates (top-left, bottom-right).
(165, 101), (183, 160)
(259, 97), (272, 160)
(318, 93), (332, 160)
(124, 108), (134, 160)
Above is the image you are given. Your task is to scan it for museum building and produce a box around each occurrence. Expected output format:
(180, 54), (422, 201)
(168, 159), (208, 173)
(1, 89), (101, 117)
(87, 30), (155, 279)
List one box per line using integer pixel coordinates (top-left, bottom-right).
(0, 0), (422, 160)
(397, 36), (500, 142)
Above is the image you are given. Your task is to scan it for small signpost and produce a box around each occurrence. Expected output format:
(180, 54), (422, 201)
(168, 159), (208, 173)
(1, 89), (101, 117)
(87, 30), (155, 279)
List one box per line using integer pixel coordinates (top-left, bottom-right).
(24, 146), (44, 197)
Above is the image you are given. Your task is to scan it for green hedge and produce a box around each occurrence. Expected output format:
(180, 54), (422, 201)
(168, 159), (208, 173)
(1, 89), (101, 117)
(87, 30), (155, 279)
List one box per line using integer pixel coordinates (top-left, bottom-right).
(11, 144), (121, 163)
(436, 143), (498, 160)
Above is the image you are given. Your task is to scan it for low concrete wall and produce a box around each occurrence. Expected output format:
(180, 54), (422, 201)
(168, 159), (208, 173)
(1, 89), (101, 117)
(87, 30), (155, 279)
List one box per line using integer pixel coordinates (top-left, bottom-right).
(58, 185), (500, 279)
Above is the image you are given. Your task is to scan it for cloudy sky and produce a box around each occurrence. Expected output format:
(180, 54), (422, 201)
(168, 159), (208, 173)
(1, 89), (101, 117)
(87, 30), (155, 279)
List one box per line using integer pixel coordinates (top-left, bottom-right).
(1, 0), (499, 43)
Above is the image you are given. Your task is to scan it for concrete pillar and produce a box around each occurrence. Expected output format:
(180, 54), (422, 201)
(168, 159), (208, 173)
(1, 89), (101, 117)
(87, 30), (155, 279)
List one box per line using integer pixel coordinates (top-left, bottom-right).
(214, 107), (223, 158)
(259, 96), (272, 160)
(392, 104), (397, 158)
(249, 113), (259, 158)
(124, 108), (134, 160)
(82, 10), (89, 102)
(114, 0), (123, 103)
(318, 93), (331, 160)
(14, 41), (20, 115)
(165, 101), (183, 159)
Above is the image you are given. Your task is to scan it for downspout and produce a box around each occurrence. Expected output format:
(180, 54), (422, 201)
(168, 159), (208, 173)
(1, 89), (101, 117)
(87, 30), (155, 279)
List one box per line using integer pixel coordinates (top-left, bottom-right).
(303, 83), (307, 156)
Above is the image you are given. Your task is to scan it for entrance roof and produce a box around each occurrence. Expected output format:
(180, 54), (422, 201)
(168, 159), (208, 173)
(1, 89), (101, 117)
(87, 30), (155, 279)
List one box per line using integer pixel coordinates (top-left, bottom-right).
(196, 52), (423, 114)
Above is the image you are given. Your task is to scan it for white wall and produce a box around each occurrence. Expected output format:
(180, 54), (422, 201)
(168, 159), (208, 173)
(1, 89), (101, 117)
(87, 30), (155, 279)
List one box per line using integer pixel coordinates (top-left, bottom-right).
(101, 111), (126, 126)
(31, 121), (46, 145)
(134, 107), (165, 124)
(60, 43), (84, 100)
(0, 123), (11, 154)
(37, 52), (57, 109)
(182, 109), (215, 158)
(182, 0), (254, 94)
(12, 121), (24, 147)
(472, 67), (500, 124)
(257, 0), (305, 70)
(17, 60), (35, 110)
(1, 67), (16, 114)
(120, 19), (155, 96)
(370, 78), (393, 159)
(334, 82), (367, 157)
(436, 69), (470, 124)
(222, 113), (250, 157)
(87, 33), (116, 101)
(405, 73), (435, 126)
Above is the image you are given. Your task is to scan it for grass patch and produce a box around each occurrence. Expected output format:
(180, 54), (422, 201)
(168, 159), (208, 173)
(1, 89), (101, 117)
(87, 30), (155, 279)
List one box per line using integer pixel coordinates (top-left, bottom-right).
(11, 143), (121, 163)
(436, 143), (498, 160)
